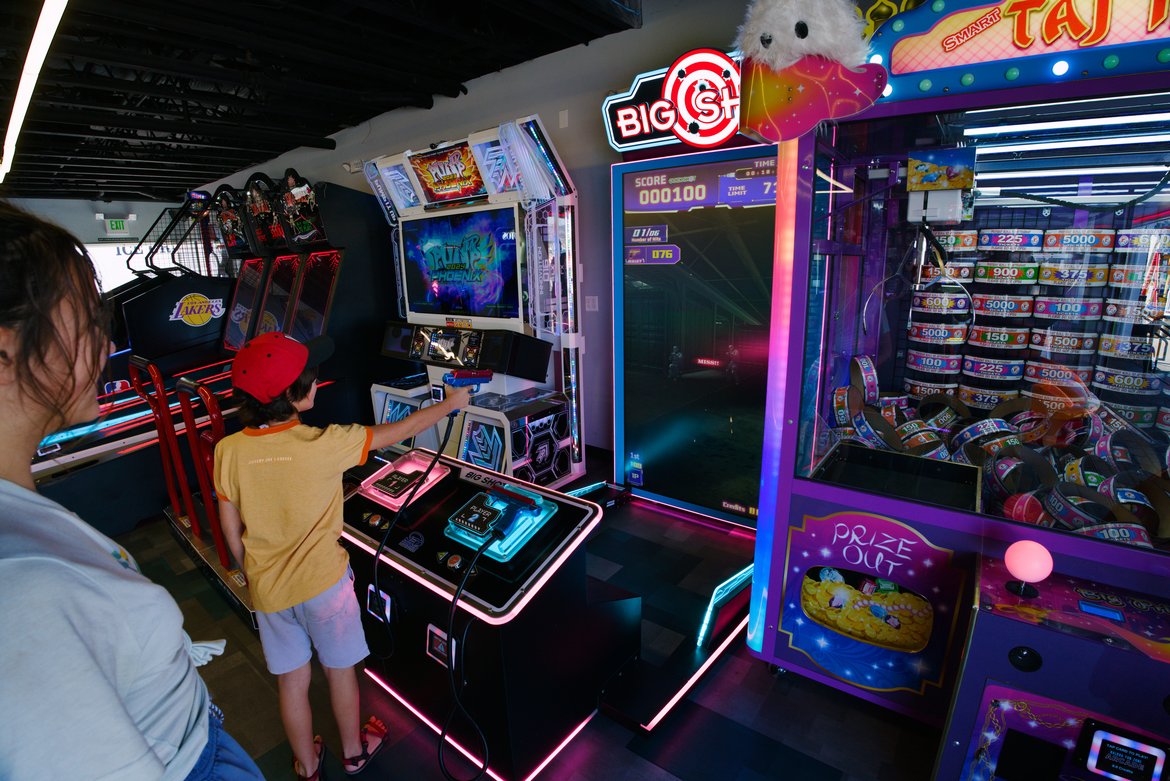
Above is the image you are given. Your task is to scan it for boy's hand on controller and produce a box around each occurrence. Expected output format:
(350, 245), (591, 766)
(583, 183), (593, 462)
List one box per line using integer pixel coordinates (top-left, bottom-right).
(445, 384), (472, 411)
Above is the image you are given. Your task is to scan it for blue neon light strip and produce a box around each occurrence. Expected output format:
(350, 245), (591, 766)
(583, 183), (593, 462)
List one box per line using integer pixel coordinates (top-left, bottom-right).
(566, 481), (607, 498)
(696, 564), (753, 648)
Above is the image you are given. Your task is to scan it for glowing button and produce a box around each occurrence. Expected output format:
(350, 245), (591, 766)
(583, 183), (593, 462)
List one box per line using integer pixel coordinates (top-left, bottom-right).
(1051, 60), (1069, 76)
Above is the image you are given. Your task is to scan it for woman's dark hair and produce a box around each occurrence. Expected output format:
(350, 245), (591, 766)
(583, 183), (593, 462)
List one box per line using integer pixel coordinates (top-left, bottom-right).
(236, 364), (318, 427)
(0, 201), (107, 430)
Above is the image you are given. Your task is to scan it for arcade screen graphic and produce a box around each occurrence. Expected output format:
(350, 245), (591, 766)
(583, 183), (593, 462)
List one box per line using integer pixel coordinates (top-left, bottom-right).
(619, 149), (777, 522)
(401, 206), (521, 320)
(409, 142), (488, 203)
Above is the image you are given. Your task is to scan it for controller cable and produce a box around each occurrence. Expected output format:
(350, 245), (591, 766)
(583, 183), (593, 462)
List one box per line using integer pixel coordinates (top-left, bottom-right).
(362, 377), (496, 779)
(369, 409), (458, 660)
(438, 530), (501, 781)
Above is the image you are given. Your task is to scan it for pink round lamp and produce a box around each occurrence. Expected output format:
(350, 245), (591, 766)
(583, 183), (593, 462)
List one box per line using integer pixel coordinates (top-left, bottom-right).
(1004, 540), (1053, 598)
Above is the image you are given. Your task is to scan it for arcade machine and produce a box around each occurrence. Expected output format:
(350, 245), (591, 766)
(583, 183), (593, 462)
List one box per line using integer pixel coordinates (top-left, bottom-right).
(363, 116), (586, 489)
(335, 119), (642, 779)
(600, 48), (774, 728)
(221, 169), (360, 420)
(339, 447), (639, 781)
(742, 0), (1170, 764)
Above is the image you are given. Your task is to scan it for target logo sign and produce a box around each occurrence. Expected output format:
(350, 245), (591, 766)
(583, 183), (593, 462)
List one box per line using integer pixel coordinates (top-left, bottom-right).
(603, 49), (741, 152)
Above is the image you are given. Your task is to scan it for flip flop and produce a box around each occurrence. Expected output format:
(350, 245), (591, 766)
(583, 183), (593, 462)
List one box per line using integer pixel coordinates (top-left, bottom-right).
(294, 735), (325, 780)
(343, 716), (388, 775)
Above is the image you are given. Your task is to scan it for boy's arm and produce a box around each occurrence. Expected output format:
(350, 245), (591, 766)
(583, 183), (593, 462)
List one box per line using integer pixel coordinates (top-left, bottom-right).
(368, 385), (471, 451)
(218, 497), (247, 576)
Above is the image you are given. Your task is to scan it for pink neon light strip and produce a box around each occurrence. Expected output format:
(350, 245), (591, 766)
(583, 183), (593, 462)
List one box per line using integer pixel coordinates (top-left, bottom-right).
(640, 615), (749, 731)
(363, 668), (596, 781)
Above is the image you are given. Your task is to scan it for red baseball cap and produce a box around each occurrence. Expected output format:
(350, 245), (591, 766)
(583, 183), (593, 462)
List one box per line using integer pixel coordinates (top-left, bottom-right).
(232, 332), (334, 403)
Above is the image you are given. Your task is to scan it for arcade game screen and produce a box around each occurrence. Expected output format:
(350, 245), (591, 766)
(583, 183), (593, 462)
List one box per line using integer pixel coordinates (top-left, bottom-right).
(797, 91), (1170, 553)
(619, 148), (778, 521)
(400, 204), (521, 321)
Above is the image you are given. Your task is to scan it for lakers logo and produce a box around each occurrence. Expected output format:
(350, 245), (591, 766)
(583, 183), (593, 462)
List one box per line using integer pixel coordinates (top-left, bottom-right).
(257, 311), (280, 335)
(169, 293), (225, 327)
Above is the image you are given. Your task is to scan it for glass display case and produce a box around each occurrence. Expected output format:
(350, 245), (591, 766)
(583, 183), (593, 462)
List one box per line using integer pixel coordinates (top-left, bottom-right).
(798, 94), (1170, 554)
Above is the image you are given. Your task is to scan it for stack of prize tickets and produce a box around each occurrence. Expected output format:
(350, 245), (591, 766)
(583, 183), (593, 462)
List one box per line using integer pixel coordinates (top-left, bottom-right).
(962, 228), (1045, 410)
(905, 230), (978, 402)
(830, 352), (1170, 550)
(1027, 228), (1111, 415)
(1097, 229), (1170, 432)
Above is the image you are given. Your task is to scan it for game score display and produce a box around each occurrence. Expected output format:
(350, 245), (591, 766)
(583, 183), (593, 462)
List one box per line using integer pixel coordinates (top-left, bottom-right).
(623, 154), (777, 212)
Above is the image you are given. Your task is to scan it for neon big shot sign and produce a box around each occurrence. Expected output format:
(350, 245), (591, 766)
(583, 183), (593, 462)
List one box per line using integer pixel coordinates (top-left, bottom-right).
(602, 49), (742, 153)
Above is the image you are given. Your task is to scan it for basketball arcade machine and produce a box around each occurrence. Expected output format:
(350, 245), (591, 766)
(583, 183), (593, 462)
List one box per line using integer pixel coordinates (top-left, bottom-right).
(365, 116), (586, 489)
(33, 191), (232, 478)
(219, 170), (343, 354)
(152, 171), (350, 626)
(740, 1), (1170, 776)
(33, 192), (238, 539)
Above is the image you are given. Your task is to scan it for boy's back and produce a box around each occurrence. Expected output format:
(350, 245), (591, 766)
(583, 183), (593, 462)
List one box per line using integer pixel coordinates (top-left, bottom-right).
(214, 421), (373, 612)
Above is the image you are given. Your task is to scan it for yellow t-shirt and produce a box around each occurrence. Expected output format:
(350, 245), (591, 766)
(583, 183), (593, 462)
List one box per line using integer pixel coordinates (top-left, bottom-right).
(213, 421), (373, 613)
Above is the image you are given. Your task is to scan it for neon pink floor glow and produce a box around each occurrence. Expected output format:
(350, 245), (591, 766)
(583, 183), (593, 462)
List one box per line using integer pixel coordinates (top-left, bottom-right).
(363, 668), (596, 781)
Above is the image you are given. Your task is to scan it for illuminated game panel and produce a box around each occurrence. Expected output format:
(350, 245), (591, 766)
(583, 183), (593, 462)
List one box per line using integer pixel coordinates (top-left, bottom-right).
(359, 451), (451, 512)
(443, 482), (557, 563)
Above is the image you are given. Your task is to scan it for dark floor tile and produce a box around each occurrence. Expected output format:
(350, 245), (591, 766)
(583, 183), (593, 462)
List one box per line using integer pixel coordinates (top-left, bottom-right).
(630, 699), (843, 781)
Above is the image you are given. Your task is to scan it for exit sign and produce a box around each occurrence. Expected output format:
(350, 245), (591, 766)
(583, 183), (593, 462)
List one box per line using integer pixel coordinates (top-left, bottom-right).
(105, 218), (129, 236)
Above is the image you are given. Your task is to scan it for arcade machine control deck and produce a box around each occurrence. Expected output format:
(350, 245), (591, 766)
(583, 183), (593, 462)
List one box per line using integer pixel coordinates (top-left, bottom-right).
(344, 448), (590, 619)
(340, 448), (641, 780)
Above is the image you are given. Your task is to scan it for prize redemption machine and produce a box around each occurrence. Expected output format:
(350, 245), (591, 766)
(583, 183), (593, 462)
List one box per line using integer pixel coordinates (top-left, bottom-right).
(365, 116), (586, 489)
(34, 192), (237, 537)
(743, 1), (1170, 778)
(336, 119), (640, 781)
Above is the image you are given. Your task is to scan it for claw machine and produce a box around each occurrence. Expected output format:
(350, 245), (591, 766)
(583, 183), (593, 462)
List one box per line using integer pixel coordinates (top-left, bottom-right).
(745, 0), (1170, 750)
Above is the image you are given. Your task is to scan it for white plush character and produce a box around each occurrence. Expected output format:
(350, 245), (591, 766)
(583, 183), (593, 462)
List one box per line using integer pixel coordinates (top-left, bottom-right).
(735, 0), (870, 71)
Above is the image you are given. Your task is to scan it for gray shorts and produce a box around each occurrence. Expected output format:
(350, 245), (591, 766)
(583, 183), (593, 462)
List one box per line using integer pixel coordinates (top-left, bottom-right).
(256, 568), (370, 675)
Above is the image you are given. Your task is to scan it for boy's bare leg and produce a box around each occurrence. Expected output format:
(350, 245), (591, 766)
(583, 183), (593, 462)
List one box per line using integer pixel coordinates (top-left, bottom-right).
(323, 664), (362, 759)
(278, 662), (318, 774)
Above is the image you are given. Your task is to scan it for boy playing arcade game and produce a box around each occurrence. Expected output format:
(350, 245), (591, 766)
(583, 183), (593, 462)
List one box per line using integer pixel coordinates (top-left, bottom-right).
(214, 332), (469, 779)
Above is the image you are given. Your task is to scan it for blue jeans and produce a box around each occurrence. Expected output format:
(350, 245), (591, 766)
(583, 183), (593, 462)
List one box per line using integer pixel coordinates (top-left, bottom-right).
(183, 703), (266, 780)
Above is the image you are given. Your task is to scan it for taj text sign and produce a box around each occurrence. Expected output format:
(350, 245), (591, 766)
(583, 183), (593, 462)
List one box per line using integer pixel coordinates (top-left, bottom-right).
(603, 49), (741, 153)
